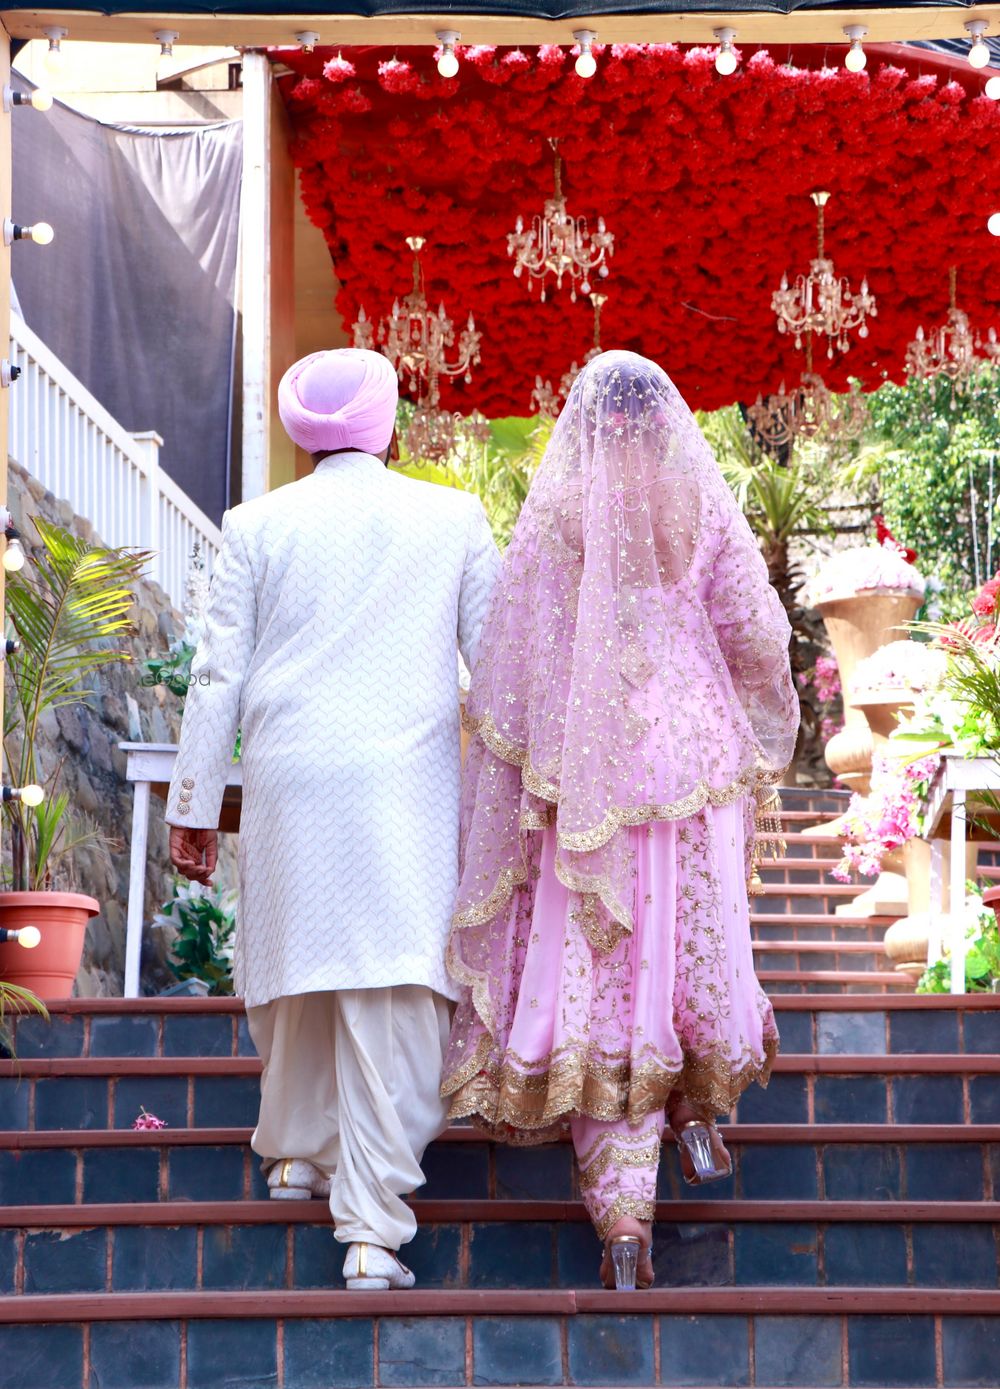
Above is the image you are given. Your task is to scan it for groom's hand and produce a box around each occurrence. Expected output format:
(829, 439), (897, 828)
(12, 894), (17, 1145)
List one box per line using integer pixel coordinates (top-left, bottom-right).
(170, 827), (218, 885)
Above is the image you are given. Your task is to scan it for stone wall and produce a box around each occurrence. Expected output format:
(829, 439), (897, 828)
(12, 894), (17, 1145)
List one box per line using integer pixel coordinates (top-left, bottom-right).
(4, 460), (236, 996)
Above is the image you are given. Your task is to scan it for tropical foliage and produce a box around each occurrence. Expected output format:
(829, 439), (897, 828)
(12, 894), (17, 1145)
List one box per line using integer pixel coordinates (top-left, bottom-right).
(3, 518), (149, 891)
(156, 879), (237, 996)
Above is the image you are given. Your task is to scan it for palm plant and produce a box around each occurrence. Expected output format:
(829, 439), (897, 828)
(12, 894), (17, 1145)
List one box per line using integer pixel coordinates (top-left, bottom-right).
(3, 518), (151, 891)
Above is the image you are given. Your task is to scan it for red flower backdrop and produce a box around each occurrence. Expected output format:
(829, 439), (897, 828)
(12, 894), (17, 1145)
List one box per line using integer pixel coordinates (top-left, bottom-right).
(277, 44), (1000, 417)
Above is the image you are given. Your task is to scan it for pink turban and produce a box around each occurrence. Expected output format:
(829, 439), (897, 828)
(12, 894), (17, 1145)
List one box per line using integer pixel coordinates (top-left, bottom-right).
(277, 348), (398, 455)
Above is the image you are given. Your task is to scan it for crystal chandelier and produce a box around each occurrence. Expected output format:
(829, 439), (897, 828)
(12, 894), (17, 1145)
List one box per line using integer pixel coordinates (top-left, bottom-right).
(353, 236), (481, 406)
(772, 191), (877, 358)
(508, 140), (614, 303)
(531, 293), (606, 418)
(405, 403), (491, 464)
(904, 266), (997, 387)
(747, 340), (868, 449)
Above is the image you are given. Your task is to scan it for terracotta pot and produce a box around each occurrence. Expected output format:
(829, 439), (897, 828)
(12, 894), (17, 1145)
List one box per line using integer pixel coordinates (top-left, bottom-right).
(816, 590), (922, 796)
(983, 886), (1000, 926)
(0, 892), (100, 1001)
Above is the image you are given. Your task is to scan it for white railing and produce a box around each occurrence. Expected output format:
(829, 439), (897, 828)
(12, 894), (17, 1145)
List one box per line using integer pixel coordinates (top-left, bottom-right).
(7, 313), (221, 610)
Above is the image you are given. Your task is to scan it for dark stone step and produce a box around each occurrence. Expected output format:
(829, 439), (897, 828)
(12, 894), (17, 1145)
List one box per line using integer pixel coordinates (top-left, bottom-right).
(4, 1200), (1000, 1297)
(0, 1288), (994, 1389)
(3, 1128), (998, 1207)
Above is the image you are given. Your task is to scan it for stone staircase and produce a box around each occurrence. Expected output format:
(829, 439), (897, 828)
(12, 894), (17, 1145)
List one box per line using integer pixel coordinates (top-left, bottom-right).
(1, 788), (998, 1388)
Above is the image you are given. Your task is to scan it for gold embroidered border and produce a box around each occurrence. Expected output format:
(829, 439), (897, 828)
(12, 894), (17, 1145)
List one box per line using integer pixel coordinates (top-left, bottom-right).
(576, 1122), (664, 1170)
(594, 1194), (657, 1242)
(445, 1038), (779, 1146)
(578, 1139), (662, 1191)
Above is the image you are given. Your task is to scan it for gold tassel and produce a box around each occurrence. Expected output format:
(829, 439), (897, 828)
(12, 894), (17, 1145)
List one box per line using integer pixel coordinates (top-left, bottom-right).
(748, 785), (785, 897)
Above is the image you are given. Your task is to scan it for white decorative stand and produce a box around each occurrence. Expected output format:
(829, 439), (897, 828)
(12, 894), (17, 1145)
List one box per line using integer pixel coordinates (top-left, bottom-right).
(119, 742), (242, 999)
(920, 752), (1000, 995)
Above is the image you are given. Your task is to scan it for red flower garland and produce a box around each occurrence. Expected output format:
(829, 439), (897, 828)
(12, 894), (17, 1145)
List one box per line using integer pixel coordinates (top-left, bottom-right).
(277, 44), (1000, 418)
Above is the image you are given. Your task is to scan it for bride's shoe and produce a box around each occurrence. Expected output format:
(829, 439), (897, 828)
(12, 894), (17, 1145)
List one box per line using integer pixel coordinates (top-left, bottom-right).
(673, 1118), (732, 1187)
(600, 1220), (654, 1290)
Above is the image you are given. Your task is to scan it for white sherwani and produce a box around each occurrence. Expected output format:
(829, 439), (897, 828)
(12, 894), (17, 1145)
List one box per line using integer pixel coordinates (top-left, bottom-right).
(165, 451), (501, 1010)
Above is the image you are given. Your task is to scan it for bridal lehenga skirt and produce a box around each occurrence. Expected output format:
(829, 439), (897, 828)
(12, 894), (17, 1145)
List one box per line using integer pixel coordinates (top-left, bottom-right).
(442, 799), (777, 1231)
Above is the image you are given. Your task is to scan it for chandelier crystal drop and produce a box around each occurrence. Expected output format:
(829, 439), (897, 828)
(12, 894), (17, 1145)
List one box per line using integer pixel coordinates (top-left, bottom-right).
(904, 265), (997, 388)
(531, 292), (606, 417)
(508, 140), (614, 303)
(353, 235), (481, 405)
(771, 191), (877, 358)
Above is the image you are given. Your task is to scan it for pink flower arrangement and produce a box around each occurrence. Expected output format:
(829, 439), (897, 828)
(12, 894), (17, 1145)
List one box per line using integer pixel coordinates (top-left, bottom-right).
(812, 655), (841, 704)
(850, 640), (947, 699)
(133, 1108), (168, 1131)
(831, 752), (941, 881)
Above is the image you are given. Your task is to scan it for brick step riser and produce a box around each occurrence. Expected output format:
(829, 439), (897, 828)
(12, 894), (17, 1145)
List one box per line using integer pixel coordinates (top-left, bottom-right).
(0, 1304), (984, 1389)
(765, 979), (911, 994)
(7, 1216), (1000, 1297)
(16, 1004), (1000, 1059)
(755, 950), (888, 972)
(4, 1068), (998, 1131)
(6, 1137), (997, 1207)
(752, 925), (887, 943)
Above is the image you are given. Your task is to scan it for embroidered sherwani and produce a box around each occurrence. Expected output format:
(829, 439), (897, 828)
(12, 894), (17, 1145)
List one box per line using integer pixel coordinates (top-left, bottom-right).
(166, 451), (500, 1006)
(165, 450), (501, 1247)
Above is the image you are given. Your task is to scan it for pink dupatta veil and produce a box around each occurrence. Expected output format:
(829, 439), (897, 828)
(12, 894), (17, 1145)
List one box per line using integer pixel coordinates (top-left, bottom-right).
(447, 350), (798, 1073)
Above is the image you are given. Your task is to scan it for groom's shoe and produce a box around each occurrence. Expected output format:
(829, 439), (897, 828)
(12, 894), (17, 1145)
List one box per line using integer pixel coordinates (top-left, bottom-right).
(343, 1242), (416, 1291)
(267, 1159), (331, 1200)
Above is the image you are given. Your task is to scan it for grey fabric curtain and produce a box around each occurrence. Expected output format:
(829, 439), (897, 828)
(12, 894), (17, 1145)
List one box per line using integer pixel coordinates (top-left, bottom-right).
(11, 85), (241, 526)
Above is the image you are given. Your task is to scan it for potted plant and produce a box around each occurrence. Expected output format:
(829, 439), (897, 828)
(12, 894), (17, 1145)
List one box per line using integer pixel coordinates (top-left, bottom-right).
(0, 517), (149, 999)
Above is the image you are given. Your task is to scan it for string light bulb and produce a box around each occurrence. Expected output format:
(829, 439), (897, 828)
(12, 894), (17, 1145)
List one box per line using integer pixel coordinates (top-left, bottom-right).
(3, 86), (53, 113)
(42, 27), (67, 77)
(294, 31), (320, 53)
(3, 638), (19, 657)
(989, 212), (1000, 236)
(986, 75), (1000, 99)
(3, 219), (53, 246)
(3, 510), (25, 570)
(843, 25), (868, 72)
(966, 20), (991, 69)
(0, 925), (41, 948)
(436, 31), (460, 79)
(573, 30), (597, 79)
(714, 28), (738, 77)
(3, 784), (44, 806)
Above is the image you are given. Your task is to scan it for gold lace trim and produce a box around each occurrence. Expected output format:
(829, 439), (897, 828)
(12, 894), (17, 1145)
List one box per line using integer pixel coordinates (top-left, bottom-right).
(578, 1138), (662, 1191)
(594, 1194), (657, 1242)
(576, 1122), (664, 1170)
(445, 1037), (778, 1146)
(452, 864), (529, 929)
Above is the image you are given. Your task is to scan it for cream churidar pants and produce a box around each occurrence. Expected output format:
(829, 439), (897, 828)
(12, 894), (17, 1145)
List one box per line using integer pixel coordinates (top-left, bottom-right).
(246, 986), (451, 1250)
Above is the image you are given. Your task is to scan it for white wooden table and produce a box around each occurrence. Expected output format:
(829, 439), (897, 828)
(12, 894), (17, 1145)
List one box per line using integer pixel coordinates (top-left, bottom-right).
(922, 751), (1000, 994)
(119, 742), (242, 998)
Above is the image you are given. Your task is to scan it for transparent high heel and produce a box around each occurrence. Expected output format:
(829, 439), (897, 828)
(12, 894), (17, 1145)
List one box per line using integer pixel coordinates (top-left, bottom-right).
(609, 1234), (641, 1291)
(675, 1119), (733, 1186)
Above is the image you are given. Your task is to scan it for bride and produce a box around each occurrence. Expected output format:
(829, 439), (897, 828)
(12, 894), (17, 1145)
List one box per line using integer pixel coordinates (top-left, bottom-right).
(441, 350), (799, 1290)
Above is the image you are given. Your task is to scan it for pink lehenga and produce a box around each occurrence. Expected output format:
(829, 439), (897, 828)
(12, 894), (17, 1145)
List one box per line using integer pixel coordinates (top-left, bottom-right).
(441, 351), (799, 1252)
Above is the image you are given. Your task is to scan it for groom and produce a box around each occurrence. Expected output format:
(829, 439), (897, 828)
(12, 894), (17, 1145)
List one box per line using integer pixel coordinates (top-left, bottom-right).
(165, 348), (500, 1290)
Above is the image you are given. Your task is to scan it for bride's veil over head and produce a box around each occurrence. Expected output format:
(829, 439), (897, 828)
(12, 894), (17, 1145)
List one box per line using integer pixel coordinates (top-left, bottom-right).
(452, 350), (799, 1007)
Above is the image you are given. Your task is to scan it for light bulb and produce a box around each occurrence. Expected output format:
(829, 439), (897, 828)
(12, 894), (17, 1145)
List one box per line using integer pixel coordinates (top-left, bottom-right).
(294, 30), (320, 53)
(436, 30), (460, 78)
(42, 27), (67, 77)
(20, 784), (44, 807)
(3, 86), (53, 112)
(28, 89), (53, 112)
(986, 75), (1000, 99)
(27, 222), (53, 246)
(844, 25), (868, 72)
(17, 925), (41, 949)
(989, 212), (1000, 237)
(966, 21), (991, 68)
(3, 537), (25, 571)
(573, 29), (597, 79)
(714, 28), (738, 76)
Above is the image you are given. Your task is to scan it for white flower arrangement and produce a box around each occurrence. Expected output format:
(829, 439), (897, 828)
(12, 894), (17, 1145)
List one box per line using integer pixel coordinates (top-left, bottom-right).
(802, 545), (926, 608)
(850, 640), (947, 700)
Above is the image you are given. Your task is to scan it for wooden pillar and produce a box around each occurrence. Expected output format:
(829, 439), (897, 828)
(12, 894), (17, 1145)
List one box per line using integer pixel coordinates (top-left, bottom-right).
(240, 50), (295, 501)
(0, 25), (11, 745)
